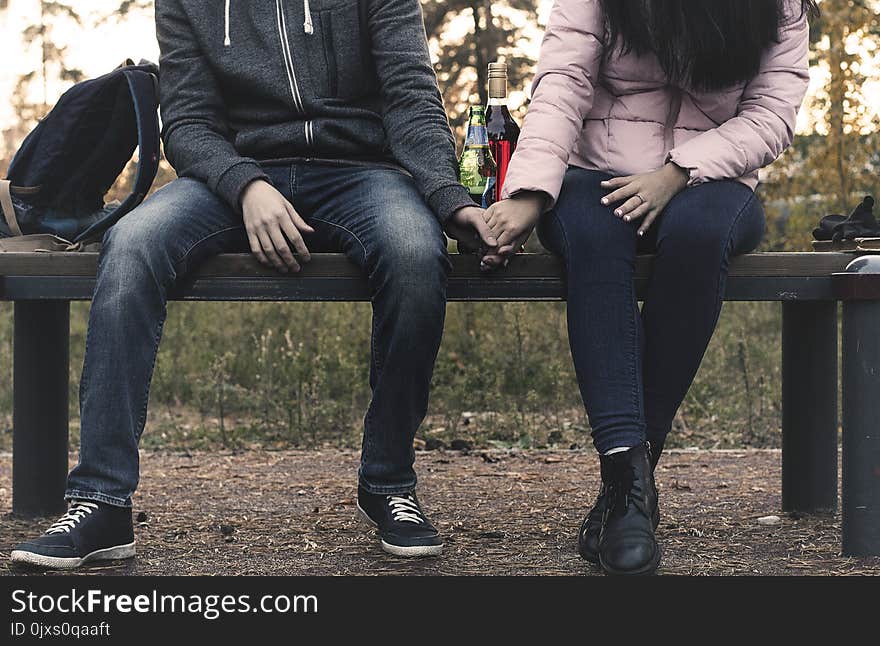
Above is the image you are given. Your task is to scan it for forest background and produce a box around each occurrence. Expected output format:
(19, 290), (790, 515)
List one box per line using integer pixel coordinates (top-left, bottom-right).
(0, 0), (877, 453)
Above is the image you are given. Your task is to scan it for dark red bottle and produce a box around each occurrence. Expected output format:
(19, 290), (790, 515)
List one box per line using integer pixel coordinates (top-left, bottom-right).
(485, 61), (520, 203)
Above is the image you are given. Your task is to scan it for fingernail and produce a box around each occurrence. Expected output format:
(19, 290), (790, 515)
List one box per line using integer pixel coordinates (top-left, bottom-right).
(488, 237), (498, 245)
(615, 210), (621, 216)
(602, 198), (608, 204)
(624, 216), (630, 221)
(638, 230), (644, 237)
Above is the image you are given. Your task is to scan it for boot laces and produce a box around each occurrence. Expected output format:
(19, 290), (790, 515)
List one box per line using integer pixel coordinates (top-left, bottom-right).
(606, 464), (645, 518)
(45, 501), (99, 535)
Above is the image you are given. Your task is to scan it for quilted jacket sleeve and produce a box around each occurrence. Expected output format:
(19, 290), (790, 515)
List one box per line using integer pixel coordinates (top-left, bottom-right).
(500, 0), (605, 207)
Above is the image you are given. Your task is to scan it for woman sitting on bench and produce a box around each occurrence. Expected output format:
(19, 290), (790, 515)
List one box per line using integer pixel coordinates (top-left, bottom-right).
(482, 0), (818, 575)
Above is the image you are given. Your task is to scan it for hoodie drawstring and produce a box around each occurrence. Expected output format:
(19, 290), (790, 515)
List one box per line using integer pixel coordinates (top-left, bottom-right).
(303, 0), (314, 35)
(224, 0), (231, 46)
(226, 0), (312, 44)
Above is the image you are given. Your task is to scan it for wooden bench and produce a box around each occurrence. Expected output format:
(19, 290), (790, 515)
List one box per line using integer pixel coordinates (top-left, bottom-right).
(2, 251), (879, 556)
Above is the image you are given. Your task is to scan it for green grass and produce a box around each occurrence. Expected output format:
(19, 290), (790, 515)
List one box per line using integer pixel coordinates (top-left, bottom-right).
(0, 298), (785, 453)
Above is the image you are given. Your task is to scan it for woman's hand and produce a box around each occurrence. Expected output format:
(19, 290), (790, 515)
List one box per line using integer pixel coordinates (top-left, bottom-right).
(600, 163), (689, 236)
(481, 191), (548, 269)
(241, 179), (314, 273)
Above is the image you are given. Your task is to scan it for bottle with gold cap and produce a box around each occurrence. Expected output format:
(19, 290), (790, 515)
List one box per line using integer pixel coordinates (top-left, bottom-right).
(486, 61), (520, 203)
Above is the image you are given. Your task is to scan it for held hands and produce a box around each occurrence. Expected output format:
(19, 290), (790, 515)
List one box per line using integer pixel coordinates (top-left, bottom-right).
(600, 163), (689, 236)
(241, 179), (314, 273)
(445, 204), (499, 254)
(479, 191), (547, 269)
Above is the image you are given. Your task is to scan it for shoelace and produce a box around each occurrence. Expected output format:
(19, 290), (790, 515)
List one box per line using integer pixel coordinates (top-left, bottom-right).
(387, 495), (424, 524)
(45, 501), (99, 535)
(606, 464), (645, 518)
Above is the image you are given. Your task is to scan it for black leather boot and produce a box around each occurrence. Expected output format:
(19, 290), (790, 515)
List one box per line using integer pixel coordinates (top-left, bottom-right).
(577, 487), (608, 564)
(596, 442), (661, 575)
(578, 442), (662, 564)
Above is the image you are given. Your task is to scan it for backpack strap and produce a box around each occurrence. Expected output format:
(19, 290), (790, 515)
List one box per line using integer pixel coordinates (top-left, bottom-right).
(0, 180), (23, 236)
(73, 68), (160, 243)
(0, 233), (101, 253)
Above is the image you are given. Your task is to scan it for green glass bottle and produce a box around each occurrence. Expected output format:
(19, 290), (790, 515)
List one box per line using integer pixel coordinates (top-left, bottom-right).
(458, 105), (497, 207)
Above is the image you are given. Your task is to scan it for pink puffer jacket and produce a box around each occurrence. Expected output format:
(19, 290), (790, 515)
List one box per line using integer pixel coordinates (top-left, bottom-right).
(502, 0), (811, 206)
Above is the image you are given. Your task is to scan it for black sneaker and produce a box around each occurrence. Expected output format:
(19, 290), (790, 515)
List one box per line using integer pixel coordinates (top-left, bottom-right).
(357, 487), (443, 557)
(10, 500), (135, 569)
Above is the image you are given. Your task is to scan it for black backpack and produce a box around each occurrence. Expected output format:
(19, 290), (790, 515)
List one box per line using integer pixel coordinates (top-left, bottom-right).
(0, 59), (160, 251)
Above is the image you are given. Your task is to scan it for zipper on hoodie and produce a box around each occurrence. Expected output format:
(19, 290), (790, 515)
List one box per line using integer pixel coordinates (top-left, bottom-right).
(275, 0), (305, 116)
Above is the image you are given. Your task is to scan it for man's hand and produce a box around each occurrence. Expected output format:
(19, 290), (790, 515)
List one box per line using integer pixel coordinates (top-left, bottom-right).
(445, 204), (498, 255)
(600, 163), (689, 236)
(480, 191), (547, 269)
(241, 179), (314, 273)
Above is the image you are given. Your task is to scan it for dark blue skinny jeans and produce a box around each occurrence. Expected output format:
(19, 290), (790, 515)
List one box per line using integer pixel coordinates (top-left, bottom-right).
(538, 167), (765, 454)
(67, 162), (450, 506)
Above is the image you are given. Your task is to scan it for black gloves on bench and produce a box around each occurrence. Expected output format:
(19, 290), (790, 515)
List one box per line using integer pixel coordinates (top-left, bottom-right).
(813, 196), (878, 242)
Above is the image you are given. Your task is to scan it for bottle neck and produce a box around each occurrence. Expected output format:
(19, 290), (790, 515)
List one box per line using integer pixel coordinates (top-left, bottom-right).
(488, 73), (507, 102)
(465, 123), (489, 147)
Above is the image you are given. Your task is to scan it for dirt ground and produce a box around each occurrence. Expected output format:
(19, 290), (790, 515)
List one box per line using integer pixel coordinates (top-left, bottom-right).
(1, 448), (878, 576)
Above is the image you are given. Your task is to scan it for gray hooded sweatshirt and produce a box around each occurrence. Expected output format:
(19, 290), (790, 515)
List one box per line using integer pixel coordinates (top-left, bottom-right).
(155, 0), (472, 222)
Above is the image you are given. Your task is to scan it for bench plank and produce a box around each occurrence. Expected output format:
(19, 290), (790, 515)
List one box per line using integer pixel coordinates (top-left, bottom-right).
(0, 252), (857, 302)
(0, 251), (857, 277)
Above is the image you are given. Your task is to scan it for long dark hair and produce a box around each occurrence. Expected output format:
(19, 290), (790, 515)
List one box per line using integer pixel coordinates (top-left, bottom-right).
(600, 0), (819, 91)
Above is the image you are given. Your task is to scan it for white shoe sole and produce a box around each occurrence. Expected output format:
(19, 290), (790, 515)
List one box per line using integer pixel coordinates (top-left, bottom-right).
(356, 504), (443, 557)
(10, 542), (136, 570)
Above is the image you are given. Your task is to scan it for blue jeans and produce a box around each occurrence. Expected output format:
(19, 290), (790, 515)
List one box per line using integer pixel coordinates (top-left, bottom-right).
(66, 162), (450, 506)
(538, 167), (765, 453)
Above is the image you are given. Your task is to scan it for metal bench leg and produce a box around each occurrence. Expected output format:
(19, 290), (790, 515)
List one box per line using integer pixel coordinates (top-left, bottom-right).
(841, 300), (880, 556)
(781, 301), (838, 513)
(12, 301), (70, 518)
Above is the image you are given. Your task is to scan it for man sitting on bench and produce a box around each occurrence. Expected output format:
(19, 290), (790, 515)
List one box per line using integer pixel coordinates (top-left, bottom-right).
(11, 0), (494, 569)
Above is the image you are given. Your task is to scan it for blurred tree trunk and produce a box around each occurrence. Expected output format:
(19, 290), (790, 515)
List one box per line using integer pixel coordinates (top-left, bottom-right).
(421, 0), (541, 138)
(471, 4), (487, 106)
(22, 1), (84, 115)
(819, 0), (874, 211)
